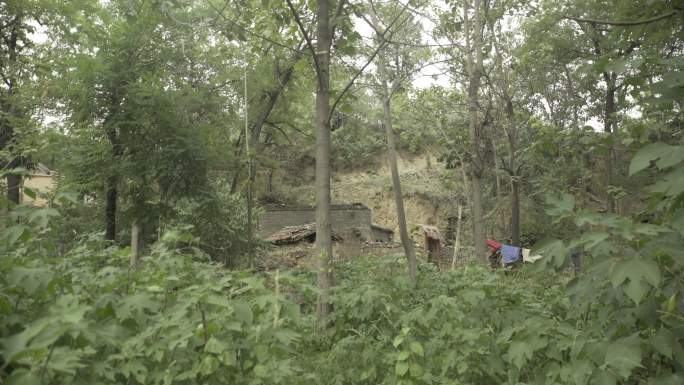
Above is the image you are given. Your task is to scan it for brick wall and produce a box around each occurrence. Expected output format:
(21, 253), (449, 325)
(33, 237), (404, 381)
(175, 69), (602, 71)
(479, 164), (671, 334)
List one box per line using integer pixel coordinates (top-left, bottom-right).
(258, 204), (372, 240)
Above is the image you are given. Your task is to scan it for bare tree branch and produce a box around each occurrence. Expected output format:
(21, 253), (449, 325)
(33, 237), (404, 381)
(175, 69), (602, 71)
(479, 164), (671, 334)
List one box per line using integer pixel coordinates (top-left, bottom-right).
(285, 0), (320, 75)
(328, 1), (417, 122)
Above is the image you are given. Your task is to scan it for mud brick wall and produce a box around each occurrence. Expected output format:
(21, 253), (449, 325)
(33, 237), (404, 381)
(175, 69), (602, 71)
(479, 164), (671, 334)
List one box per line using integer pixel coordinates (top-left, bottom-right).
(258, 204), (372, 240)
(371, 226), (394, 243)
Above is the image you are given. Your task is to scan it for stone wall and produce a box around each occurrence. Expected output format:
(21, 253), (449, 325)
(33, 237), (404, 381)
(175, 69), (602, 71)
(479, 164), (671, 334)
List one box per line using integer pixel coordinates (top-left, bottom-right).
(258, 203), (372, 240)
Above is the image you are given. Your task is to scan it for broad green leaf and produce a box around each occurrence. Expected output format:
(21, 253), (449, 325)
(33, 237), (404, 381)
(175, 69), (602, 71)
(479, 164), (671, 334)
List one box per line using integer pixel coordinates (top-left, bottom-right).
(610, 259), (661, 289)
(199, 355), (220, 376)
(571, 359), (593, 385)
(508, 341), (534, 369)
(630, 143), (684, 175)
(23, 187), (36, 199)
(121, 360), (148, 383)
(591, 370), (617, 385)
(221, 350), (237, 366)
(204, 337), (228, 354)
(116, 293), (158, 320)
(274, 329), (299, 345)
(393, 335), (404, 348)
(410, 362), (424, 377)
(4, 369), (41, 385)
(397, 350), (409, 361)
(207, 293), (230, 308)
(27, 207), (60, 228)
(605, 336), (642, 379)
(640, 259), (662, 287)
(672, 209), (684, 236)
(580, 232), (609, 250)
(461, 288), (485, 305)
(650, 329), (674, 359)
(4, 225), (29, 246)
(624, 278), (649, 305)
(545, 192), (575, 217)
(7, 267), (54, 296)
(0, 295), (11, 314)
(281, 302), (300, 322)
(46, 346), (85, 374)
(395, 361), (409, 376)
(54, 191), (80, 204)
(409, 341), (424, 357)
(532, 239), (569, 269)
(232, 301), (253, 325)
(253, 364), (268, 377)
(650, 166), (684, 197)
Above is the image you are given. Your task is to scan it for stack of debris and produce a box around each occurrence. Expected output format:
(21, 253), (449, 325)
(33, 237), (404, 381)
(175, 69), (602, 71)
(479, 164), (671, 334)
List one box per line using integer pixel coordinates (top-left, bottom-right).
(265, 223), (342, 245)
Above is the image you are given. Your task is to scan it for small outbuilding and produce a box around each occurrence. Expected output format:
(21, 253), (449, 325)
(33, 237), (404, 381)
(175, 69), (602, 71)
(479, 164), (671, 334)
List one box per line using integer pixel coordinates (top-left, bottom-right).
(415, 224), (443, 265)
(370, 224), (394, 243)
(21, 163), (57, 207)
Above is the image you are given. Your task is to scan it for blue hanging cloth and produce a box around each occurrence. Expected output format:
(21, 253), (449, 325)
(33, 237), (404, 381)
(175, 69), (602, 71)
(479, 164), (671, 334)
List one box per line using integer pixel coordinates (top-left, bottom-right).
(501, 244), (521, 264)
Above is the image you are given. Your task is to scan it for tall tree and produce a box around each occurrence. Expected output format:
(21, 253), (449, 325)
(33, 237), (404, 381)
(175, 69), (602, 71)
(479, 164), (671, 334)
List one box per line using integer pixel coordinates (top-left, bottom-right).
(522, 0), (682, 212)
(0, 1), (35, 205)
(286, 0), (340, 321)
(60, 0), (224, 246)
(365, 1), (420, 279)
(486, 5), (523, 245)
(286, 0), (410, 320)
(463, 0), (487, 263)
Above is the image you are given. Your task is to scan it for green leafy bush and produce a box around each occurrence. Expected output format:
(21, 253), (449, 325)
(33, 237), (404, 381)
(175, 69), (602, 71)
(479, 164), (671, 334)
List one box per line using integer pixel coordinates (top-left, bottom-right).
(1, 213), (305, 385)
(2, 142), (682, 385)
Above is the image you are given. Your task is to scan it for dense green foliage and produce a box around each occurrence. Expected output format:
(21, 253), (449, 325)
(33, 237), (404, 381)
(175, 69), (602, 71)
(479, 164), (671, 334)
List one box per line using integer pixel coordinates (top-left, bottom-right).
(1, 0), (683, 383)
(2, 141), (683, 383)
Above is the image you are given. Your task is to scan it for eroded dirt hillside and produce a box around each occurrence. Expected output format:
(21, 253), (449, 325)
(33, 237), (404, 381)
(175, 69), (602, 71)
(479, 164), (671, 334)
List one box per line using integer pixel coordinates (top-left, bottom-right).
(331, 152), (464, 235)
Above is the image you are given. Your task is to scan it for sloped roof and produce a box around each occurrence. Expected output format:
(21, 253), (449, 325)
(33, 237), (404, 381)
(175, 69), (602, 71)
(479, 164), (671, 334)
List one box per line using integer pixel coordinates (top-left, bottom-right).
(371, 224), (394, 234)
(264, 203), (369, 212)
(28, 162), (55, 176)
(265, 223), (343, 245)
(416, 224), (441, 240)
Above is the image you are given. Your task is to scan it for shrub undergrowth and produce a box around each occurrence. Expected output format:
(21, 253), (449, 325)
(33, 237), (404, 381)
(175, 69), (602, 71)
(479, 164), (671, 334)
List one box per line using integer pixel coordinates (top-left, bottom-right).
(1, 142), (683, 384)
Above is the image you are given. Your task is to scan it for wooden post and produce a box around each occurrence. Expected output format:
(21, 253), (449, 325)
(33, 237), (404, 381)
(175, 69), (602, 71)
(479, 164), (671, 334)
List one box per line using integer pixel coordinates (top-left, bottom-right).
(451, 205), (462, 270)
(130, 221), (140, 268)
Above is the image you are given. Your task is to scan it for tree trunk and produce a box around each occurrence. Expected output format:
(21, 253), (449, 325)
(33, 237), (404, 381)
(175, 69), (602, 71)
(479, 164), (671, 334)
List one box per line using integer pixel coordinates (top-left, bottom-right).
(314, 0), (333, 323)
(465, 0), (487, 264)
(368, 1), (417, 281)
(489, 18), (521, 247)
(6, 174), (21, 204)
(105, 176), (117, 242)
(470, 171), (486, 262)
(243, 58), (254, 265)
(491, 135), (501, 197)
(504, 101), (520, 246)
(381, 89), (417, 280)
(510, 176), (520, 245)
(105, 123), (122, 242)
(2, 16), (21, 205)
(603, 73), (616, 213)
